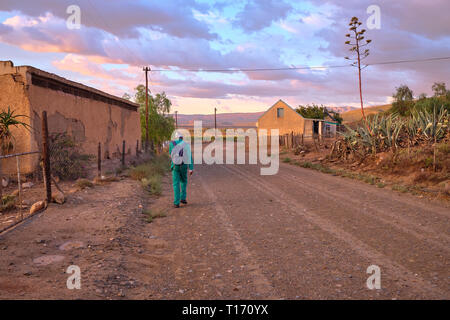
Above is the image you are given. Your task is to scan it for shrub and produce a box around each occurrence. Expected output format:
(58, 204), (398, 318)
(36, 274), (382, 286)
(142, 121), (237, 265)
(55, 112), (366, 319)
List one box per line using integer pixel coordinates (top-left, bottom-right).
(142, 209), (167, 223)
(75, 179), (94, 189)
(49, 133), (93, 180)
(130, 154), (169, 195)
(0, 195), (16, 212)
(141, 175), (162, 195)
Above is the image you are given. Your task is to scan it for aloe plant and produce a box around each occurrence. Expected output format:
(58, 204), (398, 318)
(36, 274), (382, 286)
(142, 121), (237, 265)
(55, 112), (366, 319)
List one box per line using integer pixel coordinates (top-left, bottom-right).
(0, 106), (30, 153)
(336, 107), (448, 160)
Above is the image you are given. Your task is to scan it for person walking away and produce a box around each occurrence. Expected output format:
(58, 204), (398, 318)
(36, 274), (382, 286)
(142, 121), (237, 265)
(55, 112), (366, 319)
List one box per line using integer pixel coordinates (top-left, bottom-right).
(170, 133), (193, 208)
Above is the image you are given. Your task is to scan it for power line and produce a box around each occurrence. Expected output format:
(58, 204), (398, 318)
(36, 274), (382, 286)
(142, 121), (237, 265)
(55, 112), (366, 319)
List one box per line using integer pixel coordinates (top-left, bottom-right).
(150, 56), (450, 73)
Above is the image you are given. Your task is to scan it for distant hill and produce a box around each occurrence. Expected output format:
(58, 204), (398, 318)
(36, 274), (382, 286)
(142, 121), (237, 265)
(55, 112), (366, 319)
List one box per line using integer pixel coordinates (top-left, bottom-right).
(174, 106), (357, 128)
(341, 104), (391, 123)
(326, 106), (358, 114)
(174, 112), (264, 128)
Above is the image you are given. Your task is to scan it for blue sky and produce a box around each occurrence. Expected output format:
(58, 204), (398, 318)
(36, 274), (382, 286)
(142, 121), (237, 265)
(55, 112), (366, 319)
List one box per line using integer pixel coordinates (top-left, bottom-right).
(0, 0), (449, 114)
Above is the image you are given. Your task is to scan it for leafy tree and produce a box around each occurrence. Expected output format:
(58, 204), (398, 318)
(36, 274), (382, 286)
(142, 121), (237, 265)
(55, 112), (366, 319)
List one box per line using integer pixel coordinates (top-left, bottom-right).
(296, 104), (326, 119)
(345, 16), (372, 132)
(418, 93), (427, 100)
(391, 85), (414, 116)
(133, 85), (175, 151)
(296, 104), (343, 124)
(432, 82), (446, 97)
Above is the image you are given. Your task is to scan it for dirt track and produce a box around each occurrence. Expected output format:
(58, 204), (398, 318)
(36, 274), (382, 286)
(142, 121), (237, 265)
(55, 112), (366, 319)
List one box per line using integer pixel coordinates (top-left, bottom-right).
(0, 160), (449, 299)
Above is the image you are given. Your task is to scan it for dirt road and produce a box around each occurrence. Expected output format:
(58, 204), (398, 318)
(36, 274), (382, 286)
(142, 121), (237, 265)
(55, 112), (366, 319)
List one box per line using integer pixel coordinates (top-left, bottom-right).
(0, 161), (449, 299)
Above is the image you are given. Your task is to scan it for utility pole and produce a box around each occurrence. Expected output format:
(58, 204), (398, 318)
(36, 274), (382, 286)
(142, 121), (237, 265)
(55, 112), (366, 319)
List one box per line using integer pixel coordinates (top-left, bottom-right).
(214, 107), (217, 132)
(175, 111), (178, 129)
(143, 66), (151, 151)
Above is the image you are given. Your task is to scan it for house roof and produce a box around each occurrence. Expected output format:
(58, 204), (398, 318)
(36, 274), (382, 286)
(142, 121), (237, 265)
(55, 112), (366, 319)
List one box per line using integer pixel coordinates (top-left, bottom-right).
(257, 99), (306, 122)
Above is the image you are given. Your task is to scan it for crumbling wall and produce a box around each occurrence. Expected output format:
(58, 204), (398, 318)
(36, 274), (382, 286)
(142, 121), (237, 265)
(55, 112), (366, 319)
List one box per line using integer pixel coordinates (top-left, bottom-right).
(0, 61), (141, 175)
(28, 80), (140, 167)
(0, 73), (37, 175)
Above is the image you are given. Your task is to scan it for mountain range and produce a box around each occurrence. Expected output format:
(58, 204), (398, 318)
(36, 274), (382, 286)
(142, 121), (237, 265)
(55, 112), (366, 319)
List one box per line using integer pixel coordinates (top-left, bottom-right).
(174, 106), (357, 128)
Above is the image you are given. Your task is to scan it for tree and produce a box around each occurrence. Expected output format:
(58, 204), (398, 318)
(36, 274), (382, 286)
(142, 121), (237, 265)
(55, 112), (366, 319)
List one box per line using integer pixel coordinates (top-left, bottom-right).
(345, 16), (372, 133)
(296, 104), (326, 119)
(418, 93), (427, 100)
(432, 82), (446, 97)
(391, 85), (414, 116)
(393, 85), (414, 101)
(133, 85), (175, 151)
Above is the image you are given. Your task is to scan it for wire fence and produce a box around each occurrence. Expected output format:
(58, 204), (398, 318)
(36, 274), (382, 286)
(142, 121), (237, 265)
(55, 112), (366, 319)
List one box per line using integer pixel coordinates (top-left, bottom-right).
(0, 111), (52, 234)
(0, 151), (42, 233)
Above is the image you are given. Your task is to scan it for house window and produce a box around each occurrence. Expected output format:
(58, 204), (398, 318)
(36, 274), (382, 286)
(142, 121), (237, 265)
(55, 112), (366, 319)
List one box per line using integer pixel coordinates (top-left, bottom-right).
(277, 108), (284, 118)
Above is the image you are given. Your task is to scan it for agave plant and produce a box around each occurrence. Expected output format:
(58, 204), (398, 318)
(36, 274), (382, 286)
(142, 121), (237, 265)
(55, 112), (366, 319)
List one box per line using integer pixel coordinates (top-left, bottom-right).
(0, 106), (30, 153)
(412, 106), (448, 141)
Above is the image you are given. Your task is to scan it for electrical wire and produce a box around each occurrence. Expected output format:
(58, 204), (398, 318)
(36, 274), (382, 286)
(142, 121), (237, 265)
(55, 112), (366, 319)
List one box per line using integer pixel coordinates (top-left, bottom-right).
(150, 56), (450, 73)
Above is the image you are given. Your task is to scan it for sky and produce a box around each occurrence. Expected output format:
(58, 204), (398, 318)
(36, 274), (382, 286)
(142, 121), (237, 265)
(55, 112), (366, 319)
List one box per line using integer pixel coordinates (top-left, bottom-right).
(0, 0), (449, 114)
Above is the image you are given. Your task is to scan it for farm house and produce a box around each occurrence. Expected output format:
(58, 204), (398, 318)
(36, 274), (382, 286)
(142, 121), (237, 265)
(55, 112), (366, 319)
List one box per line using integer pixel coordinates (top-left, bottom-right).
(0, 60), (141, 175)
(256, 100), (338, 137)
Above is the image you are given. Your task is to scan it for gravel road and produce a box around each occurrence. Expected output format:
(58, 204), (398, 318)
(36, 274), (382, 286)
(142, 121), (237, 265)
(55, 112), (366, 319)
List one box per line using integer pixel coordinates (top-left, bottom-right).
(0, 161), (448, 299)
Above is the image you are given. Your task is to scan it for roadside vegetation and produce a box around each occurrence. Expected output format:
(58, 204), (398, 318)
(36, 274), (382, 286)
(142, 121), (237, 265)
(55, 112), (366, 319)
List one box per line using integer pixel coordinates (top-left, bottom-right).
(142, 208), (167, 223)
(49, 133), (93, 180)
(129, 153), (170, 196)
(283, 83), (450, 199)
(0, 106), (30, 153)
(130, 85), (175, 152)
(333, 83), (449, 167)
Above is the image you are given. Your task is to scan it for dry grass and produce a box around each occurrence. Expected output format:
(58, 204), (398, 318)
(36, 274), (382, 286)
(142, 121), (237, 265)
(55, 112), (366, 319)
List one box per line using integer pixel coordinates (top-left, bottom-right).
(142, 209), (167, 223)
(341, 104), (391, 123)
(0, 195), (16, 213)
(75, 179), (94, 190)
(129, 154), (170, 196)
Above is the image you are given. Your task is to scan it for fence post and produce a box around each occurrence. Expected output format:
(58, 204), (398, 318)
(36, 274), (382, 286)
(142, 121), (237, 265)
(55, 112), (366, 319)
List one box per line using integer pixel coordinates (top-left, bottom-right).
(16, 156), (23, 220)
(136, 140), (139, 158)
(41, 111), (52, 203)
(122, 140), (126, 167)
(98, 142), (101, 177)
(291, 131), (294, 148)
(0, 160), (2, 199)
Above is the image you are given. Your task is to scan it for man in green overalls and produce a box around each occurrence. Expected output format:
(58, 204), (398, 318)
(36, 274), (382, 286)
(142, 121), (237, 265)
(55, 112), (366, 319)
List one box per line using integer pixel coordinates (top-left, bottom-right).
(169, 133), (194, 208)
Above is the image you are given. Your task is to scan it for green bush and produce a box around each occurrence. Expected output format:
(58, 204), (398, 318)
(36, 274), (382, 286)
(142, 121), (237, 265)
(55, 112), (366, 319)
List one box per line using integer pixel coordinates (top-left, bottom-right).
(130, 154), (169, 195)
(49, 133), (93, 180)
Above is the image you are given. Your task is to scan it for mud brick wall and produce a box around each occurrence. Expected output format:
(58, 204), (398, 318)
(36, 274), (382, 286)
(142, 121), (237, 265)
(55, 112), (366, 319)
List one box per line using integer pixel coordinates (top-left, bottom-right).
(0, 60), (141, 175)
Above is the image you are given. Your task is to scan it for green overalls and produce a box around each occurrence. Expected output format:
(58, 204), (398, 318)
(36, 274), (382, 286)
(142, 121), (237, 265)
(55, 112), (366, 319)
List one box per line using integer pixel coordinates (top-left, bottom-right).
(170, 139), (193, 205)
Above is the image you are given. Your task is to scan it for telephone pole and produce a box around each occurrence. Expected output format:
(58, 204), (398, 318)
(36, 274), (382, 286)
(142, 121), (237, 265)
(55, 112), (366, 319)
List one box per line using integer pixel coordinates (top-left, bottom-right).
(175, 111), (178, 129)
(214, 107), (217, 132)
(143, 66), (151, 151)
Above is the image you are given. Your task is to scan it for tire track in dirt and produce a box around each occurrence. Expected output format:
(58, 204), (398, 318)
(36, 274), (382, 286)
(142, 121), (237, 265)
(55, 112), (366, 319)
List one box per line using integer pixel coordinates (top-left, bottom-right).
(248, 166), (449, 292)
(273, 171), (450, 253)
(223, 164), (446, 298)
(281, 163), (450, 220)
(197, 173), (278, 299)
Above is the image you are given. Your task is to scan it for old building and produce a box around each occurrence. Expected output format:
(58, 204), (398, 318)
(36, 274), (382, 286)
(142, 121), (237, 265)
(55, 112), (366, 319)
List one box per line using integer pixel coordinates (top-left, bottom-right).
(256, 100), (338, 137)
(0, 60), (141, 174)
